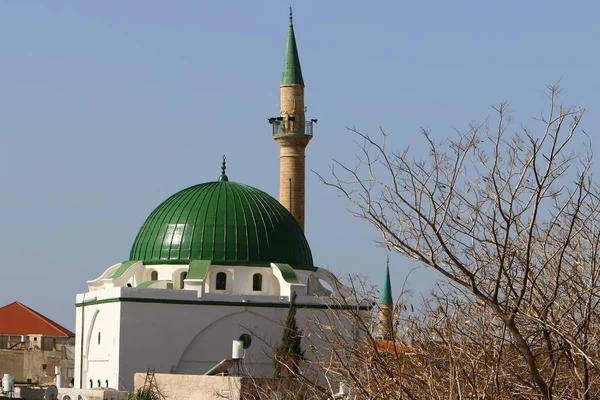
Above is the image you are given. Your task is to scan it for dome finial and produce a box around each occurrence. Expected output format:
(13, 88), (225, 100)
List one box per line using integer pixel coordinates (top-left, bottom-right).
(219, 155), (229, 182)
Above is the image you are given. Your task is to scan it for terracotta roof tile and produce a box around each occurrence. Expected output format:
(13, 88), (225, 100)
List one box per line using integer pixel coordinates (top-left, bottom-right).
(0, 302), (74, 337)
(374, 339), (415, 355)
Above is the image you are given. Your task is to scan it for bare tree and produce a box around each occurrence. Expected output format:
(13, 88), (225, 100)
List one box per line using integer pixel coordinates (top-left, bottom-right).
(245, 272), (580, 399)
(318, 86), (600, 399)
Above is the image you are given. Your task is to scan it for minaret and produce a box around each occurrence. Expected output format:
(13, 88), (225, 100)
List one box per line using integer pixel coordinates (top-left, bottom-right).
(271, 8), (313, 231)
(376, 256), (394, 340)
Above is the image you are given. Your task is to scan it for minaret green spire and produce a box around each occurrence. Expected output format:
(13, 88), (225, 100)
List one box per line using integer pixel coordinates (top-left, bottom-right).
(218, 155), (229, 182)
(380, 255), (393, 305)
(282, 7), (304, 85)
(376, 255), (394, 340)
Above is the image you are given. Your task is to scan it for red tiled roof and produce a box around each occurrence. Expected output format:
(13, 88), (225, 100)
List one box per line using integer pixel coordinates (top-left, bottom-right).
(374, 339), (415, 355)
(0, 302), (74, 337)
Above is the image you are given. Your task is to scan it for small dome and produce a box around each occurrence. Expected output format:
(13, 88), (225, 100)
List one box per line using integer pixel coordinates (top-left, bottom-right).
(129, 181), (313, 268)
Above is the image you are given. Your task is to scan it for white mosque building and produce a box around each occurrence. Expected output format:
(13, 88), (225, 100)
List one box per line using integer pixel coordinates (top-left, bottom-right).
(73, 11), (358, 391)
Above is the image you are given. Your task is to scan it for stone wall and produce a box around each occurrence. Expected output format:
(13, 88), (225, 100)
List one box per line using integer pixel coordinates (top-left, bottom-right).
(0, 348), (74, 385)
(276, 81), (310, 231)
(276, 135), (310, 230)
(134, 373), (242, 400)
(0, 350), (25, 381)
(58, 387), (129, 400)
(23, 349), (63, 384)
(279, 84), (305, 119)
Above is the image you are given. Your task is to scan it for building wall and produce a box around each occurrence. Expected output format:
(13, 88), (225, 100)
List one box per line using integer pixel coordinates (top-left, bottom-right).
(133, 373), (243, 400)
(75, 287), (331, 391)
(0, 348), (73, 385)
(0, 350), (24, 381)
(130, 263), (286, 296)
(0, 335), (24, 349)
(74, 292), (121, 391)
(118, 299), (316, 389)
(58, 387), (128, 400)
(203, 266), (279, 295)
(23, 349), (61, 384)
(1, 335), (72, 352)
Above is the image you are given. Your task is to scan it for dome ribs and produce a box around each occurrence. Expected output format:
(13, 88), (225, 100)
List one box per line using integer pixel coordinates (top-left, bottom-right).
(182, 184), (210, 260)
(167, 183), (201, 260)
(129, 181), (313, 267)
(239, 183), (261, 262)
(200, 183), (220, 261)
(131, 189), (181, 261)
(228, 183), (245, 262)
(244, 185), (276, 259)
(189, 183), (213, 260)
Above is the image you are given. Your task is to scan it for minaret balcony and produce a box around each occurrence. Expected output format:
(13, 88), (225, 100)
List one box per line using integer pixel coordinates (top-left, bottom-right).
(269, 118), (316, 137)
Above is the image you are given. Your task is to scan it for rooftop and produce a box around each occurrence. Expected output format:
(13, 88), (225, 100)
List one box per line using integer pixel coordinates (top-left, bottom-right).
(0, 301), (74, 337)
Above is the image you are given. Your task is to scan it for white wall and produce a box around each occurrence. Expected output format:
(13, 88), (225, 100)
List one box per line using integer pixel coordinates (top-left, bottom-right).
(74, 290), (121, 391)
(204, 266), (279, 295)
(75, 286), (336, 391)
(117, 299), (298, 388)
(91, 262), (315, 297)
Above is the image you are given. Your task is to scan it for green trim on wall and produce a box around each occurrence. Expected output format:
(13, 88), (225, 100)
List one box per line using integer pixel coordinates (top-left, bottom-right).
(187, 260), (210, 280)
(142, 259), (191, 266)
(272, 263), (301, 284)
(109, 261), (139, 279)
(75, 297), (372, 311)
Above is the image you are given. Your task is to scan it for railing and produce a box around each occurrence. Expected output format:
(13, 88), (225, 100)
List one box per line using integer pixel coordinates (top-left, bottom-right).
(270, 118), (315, 137)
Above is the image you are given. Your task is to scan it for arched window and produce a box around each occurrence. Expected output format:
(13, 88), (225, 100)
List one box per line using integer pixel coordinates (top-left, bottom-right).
(180, 271), (187, 289)
(252, 273), (262, 291)
(150, 271), (158, 281)
(216, 272), (227, 290)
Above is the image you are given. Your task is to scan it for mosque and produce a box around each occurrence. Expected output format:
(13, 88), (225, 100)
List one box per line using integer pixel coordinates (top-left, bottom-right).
(73, 11), (365, 392)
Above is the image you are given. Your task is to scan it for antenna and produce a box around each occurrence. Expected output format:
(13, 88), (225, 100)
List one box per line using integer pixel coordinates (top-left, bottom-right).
(239, 333), (252, 349)
(204, 359), (234, 376)
(231, 335), (253, 376)
(232, 340), (243, 359)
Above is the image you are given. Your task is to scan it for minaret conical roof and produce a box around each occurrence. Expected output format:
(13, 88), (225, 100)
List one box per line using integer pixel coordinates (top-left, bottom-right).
(381, 261), (393, 305)
(282, 8), (304, 85)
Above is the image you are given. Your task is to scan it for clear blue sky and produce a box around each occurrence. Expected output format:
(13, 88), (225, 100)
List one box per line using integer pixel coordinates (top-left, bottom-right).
(1, 1), (599, 329)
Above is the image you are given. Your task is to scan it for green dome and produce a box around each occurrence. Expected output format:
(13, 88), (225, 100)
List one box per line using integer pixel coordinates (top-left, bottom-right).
(129, 181), (314, 268)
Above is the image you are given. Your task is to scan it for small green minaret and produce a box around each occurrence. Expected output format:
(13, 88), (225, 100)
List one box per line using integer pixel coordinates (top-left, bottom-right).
(376, 256), (394, 340)
(381, 262), (393, 306)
